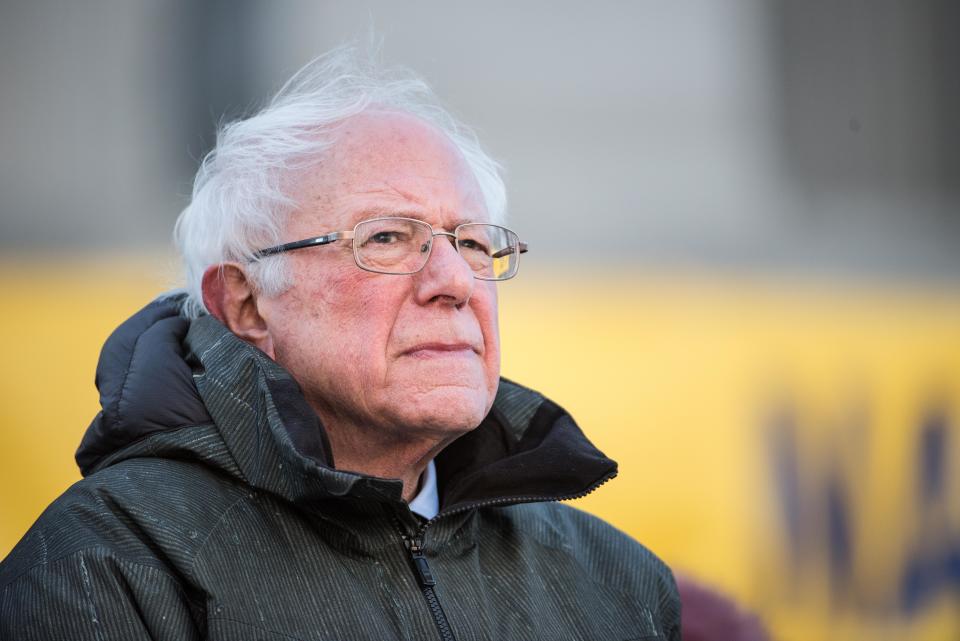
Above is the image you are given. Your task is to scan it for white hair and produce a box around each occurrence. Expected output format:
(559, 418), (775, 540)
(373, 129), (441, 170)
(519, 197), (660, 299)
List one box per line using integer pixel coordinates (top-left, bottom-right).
(172, 44), (507, 318)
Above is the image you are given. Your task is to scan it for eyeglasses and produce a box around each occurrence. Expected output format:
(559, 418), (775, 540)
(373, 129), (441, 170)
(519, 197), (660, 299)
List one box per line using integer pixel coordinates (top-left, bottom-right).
(253, 217), (528, 281)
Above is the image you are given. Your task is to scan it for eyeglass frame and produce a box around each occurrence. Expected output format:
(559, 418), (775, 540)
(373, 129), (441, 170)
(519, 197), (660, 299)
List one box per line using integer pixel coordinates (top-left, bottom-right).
(251, 216), (529, 281)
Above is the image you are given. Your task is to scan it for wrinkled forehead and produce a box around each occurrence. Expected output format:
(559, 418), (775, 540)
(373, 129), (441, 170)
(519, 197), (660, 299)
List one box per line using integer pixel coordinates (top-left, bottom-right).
(287, 112), (487, 230)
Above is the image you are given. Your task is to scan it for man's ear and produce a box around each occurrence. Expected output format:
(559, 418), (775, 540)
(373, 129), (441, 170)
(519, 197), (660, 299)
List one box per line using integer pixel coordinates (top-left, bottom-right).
(201, 263), (275, 358)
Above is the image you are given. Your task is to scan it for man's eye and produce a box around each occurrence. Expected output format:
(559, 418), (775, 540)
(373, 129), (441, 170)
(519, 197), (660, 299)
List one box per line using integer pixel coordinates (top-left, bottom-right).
(369, 231), (403, 244)
(458, 239), (490, 255)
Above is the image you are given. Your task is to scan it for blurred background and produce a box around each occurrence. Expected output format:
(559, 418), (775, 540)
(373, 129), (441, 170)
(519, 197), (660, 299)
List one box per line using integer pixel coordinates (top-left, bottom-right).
(1, 1), (958, 639)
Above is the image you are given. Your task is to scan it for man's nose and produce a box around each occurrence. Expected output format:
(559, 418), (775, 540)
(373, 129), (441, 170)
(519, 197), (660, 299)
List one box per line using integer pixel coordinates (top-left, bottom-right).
(412, 232), (475, 306)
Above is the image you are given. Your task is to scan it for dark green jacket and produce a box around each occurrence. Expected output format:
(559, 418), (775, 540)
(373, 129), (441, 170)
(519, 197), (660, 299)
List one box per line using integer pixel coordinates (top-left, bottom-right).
(0, 298), (680, 640)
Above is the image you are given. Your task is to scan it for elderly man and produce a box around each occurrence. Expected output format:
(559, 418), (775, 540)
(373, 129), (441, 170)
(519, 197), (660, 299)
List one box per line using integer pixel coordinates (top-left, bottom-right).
(0, 49), (680, 640)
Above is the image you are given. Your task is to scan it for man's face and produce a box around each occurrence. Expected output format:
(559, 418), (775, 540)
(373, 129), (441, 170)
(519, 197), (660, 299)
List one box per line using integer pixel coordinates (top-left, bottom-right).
(256, 113), (500, 445)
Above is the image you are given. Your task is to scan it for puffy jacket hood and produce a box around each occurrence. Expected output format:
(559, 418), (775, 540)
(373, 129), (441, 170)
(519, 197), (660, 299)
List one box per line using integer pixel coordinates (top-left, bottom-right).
(76, 296), (617, 512)
(77, 297), (212, 472)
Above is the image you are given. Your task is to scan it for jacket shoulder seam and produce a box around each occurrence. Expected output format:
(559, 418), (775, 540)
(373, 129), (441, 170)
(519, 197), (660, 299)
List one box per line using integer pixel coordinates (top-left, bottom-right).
(189, 492), (258, 576)
(3, 458), (251, 592)
(0, 544), (187, 596)
(1, 546), (204, 638)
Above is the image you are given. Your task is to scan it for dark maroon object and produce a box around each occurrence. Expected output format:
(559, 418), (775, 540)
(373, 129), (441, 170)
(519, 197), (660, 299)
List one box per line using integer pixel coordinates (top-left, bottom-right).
(676, 574), (771, 641)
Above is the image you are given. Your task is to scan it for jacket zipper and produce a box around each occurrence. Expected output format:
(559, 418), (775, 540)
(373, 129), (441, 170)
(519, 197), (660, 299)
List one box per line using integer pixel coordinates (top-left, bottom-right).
(401, 532), (457, 641)
(395, 470), (617, 641)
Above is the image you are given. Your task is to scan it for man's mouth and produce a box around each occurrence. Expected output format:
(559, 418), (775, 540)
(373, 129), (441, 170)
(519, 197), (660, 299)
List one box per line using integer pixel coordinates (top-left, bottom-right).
(401, 342), (480, 358)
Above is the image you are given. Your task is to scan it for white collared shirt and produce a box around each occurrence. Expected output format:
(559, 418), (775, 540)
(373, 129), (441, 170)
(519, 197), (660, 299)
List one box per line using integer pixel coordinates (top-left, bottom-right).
(407, 459), (439, 520)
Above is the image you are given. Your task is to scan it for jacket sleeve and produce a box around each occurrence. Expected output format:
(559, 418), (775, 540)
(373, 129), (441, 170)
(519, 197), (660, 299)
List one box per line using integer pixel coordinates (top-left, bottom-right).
(1, 548), (202, 641)
(662, 593), (682, 641)
(659, 566), (683, 641)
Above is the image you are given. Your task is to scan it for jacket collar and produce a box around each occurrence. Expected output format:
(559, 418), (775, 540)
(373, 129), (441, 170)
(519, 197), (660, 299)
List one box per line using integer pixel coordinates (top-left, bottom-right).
(78, 296), (618, 514)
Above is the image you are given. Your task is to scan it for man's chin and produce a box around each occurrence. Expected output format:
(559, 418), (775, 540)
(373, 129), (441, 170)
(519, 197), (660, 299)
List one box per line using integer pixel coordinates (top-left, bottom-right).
(397, 385), (492, 435)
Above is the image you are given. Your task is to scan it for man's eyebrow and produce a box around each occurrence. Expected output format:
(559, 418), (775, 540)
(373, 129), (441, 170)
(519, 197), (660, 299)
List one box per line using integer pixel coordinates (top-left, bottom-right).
(347, 207), (480, 229)
(351, 205), (423, 219)
(343, 207), (425, 227)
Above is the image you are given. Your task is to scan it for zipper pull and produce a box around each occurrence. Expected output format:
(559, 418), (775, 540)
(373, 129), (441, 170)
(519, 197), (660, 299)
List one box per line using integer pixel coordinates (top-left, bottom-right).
(407, 538), (437, 587)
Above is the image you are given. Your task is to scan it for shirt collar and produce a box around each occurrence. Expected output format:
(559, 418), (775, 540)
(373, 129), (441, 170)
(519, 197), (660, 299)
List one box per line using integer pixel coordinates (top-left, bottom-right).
(407, 459), (439, 520)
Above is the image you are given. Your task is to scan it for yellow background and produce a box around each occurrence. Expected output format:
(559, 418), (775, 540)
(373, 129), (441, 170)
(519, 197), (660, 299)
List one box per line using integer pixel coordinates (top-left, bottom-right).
(2, 255), (959, 641)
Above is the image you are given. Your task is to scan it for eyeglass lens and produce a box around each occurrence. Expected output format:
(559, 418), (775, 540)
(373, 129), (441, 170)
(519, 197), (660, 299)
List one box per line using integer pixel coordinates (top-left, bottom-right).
(353, 218), (519, 280)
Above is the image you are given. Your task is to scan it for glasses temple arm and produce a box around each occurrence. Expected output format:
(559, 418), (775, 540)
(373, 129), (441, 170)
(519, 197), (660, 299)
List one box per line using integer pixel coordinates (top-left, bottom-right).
(490, 242), (529, 259)
(252, 231), (352, 259)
